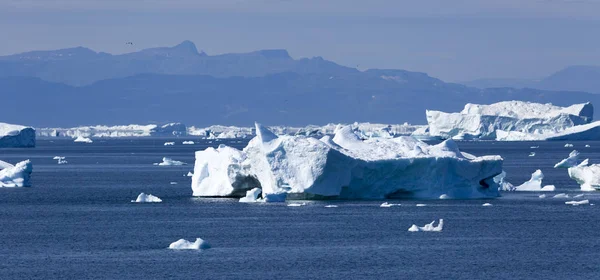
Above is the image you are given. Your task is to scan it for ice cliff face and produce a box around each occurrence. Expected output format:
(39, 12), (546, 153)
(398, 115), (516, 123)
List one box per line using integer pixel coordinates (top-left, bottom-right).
(191, 123), (503, 200)
(0, 123), (36, 148)
(426, 101), (593, 140)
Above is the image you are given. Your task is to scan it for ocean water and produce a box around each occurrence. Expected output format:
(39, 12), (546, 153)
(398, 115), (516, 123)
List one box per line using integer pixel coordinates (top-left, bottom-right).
(1, 139), (600, 279)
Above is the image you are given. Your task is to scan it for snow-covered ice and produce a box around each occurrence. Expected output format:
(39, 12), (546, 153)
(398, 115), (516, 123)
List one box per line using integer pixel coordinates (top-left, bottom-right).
(554, 150), (580, 168)
(73, 136), (93, 143)
(574, 194), (585, 198)
(426, 101), (593, 140)
(553, 193), (569, 198)
(287, 203), (306, 207)
(0, 122), (36, 148)
(565, 143), (574, 148)
(567, 159), (600, 191)
(239, 188), (262, 203)
(0, 160), (33, 187)
(154, 157), (186, 166)
(539, 194), (547, 198)
(168, 238), (210, 250)
(565, 200), (589, 205)
(38, 123), (187, 138)
(439, 194), (450, 199)
(164, 142), (175, 146)
(325, 205), (338, 208)
(131, 193), (162, 203)
(191, 123), (503, 200)
(494, 171), (514, 191)
(416, 204), (427, 207)
(529, 152), (536, 157)
(514, 170), (549, 191)
(542, 185), (556, 191)
(408, 219), (444, 232)
(53, 156), (68, 164)
(482, 203), (493, 207)
(182, 141), (195, 145)
(380, 202), (400, 207)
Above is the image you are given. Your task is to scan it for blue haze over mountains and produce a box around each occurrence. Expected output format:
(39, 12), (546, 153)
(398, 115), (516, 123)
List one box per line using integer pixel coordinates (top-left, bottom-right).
(2, 41), (600, 127)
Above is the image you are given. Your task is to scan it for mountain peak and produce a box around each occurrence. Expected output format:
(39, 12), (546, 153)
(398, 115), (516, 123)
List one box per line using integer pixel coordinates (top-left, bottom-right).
(172, 40), (200, 55)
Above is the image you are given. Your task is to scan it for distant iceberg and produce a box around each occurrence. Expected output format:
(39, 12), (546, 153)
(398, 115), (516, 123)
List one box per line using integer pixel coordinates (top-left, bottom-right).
(408, 219), (444, 232)
(565, 199), (589, 205)
(37, 123), (187, 138)
(131, 192), (162, 203)
(73, 136), (93, 143)
(164, 142), (175, 146)
(168, 238), (210, 250)
(182, 141), (195, 145)
(53, 156), (68, 164)
(427, 101), (592, 140)
(191, 123), (503, 200)
(0, 160), (33, 187)
(154, 157), (186, 166)
(0, 122), (36, 148)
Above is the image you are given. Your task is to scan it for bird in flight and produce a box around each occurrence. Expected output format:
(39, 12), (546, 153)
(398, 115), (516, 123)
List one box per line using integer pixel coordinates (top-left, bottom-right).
(126, 42), (134, 45)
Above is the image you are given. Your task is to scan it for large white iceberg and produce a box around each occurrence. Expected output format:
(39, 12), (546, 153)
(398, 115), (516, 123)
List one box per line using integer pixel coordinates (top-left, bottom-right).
(0, 123), (36, 148)
(426, 101), (593, 140)
(168, 238), (210, 250)
(191, 123), (503, 200)
(0, 160), (33, 187)
(568, 163), (600, 191)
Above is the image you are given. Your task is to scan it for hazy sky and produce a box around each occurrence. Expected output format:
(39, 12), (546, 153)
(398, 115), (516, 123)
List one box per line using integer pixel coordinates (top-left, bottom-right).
(2, 0), (600, 81)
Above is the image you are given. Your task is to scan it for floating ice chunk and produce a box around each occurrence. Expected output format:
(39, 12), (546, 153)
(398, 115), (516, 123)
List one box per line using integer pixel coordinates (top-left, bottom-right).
(0, 160), (33, 187)
(380, 202), (400, 207)
(565, 143), (574, 148)
(554, 150), (580, 168)
(565, 200), (589, 205)
(132, 192), (162, 203)
(515, 170), (548, 191)
(186, 171), (194, 177)
(494, 171), (515, 191)
(287, 203), (306, 207)
(439, 194), (450, 199)
(182, 141), (195, 145)
(239, 188), (262, 203)
(73, 136), (93, 143)
(482, 203), (493, 206)
(539, 194), (547, 198)
(567, 163), (600, 191)
(170, 182), (177, 185)
(164, 142), (175, 146)
(53, 156), (68, 164)
(574, 194), (585, 198)
(168, 238), (210, 250)
(154, 157), (186, 166)
(529, 152), (536, 157)
(586, 144), (591, 148)
(416, 204), (427, 207)
(541, 185), (556, 191)
(408, 219), (444, 232)
(325, 205), (338, 208)
(530, 146), (539, 149)
(263, 193), (287, 202)
(553, 193), (569, 198)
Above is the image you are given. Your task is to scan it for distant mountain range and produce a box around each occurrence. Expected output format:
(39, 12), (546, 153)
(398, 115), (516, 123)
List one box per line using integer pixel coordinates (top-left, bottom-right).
(464, 65), (600, 94)
(1, 41), (599, 127)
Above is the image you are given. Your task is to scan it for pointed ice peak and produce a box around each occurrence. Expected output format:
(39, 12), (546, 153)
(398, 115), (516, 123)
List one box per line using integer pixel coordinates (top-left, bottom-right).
(332, 125), (362, 147)
(172, 40), (201, 55)
(255, 122), (278, 143)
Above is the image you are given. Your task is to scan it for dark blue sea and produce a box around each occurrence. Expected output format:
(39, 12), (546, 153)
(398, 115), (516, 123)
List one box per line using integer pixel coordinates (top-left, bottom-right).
(1, 139), (600, 279)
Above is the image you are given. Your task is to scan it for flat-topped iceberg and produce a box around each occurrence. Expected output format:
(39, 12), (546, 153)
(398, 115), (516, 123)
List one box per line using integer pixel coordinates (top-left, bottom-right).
(426, 101), (593, 140)
(497, 120), (600, 141)
(0, 160), (33, 187)
(0, 122), (36, 148)
(191, 123), (503, 200)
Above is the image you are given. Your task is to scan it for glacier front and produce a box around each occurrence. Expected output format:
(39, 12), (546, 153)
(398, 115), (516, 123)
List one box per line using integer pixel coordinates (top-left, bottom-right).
(426, 101), (593, 140)
(0, 122), (36, 148)
(191, 123), (503, 200)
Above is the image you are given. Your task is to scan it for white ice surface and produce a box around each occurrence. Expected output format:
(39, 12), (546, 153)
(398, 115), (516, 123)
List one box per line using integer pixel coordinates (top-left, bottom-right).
(0, 160), (33, 187)
(73, 136), (93, 143)
(408, 219), (444, 232)
(0, 122), (36, 148)
(131, 193), (162, 203)
(168, 238), (210, 250)
(514, 170), (548, 191)
(554, 150), (580, 168)
(154, 157), (186, 166)
(565, 200), (589, 205)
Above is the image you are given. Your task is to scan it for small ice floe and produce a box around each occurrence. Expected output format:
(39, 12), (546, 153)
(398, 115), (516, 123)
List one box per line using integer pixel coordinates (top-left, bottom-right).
(168, 238), (210, 250)
(287, 202), (306, 207)
(539, 194), (547, 198)
(553, 193), (569, 198)
(530, 146), (539, 149)
(380, 202), (400, 207)
(565, 200), (589, 206)
(529, 152), (536, 157)
(186, 171), (194, 177)
(325, 205), (338, 208)
(73, 136), (93, 143)
(586, 144), (591, 148)
(154, 157), (186, 166)
(164, 142), (175, 146)
(182, 141), (195, 145)
(53, 156), (68, 164)
(408, 219), (444, 232)
(542, 185), (556, 191)
(565, 143), (574, 148)
(482, 203), (493, 207)
(515, 170), (551, 191)
(439, 194), (450, 199)
(170, 182), (177, 185)
(131, 192), (162, 203)
(239, 188), (262, 203)
(416, 204), (427, 207)
(263, 193), (287, 202)
(574, 194), (585, 198)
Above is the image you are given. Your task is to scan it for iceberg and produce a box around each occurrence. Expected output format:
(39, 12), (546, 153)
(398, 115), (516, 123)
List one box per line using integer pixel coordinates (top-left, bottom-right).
(426, 101), (593, 140)
(565, 143), (574, 147)
(287, 202), (306, 207)
(0, 160), (33, 187)
(73, 136), (93, 143)
(553, 193), (569, 198)
(239, 188), (262, 203)
(514, 170), (550, 191)
(567, 163), (600, 191)
(482, 203), (493, 206)
(191, 123), (503, 200)
(53, 156), (68, 164)
(154, 157), (186, 166)
(168, 238), (210, 250)
(554, 150), (580, 168)
(408, 219), (444, 232)
(131, 192), (162, 203)
(565, 200), (589, 205)
(325, 205), (338, 208)
(0, 122), (36, 148)
(494, 171), (514, 191)
(529, 152), (536, 157)
(182, 141), (195, 145)
(37, 123), (187, 138)
(164, 142), (175, 146)
(380, 202), (400, 207)
(186, 171), (194, 177)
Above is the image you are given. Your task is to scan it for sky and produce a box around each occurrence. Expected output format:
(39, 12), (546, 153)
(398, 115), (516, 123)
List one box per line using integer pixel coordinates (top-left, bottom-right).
(2, 0), (600, 82)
